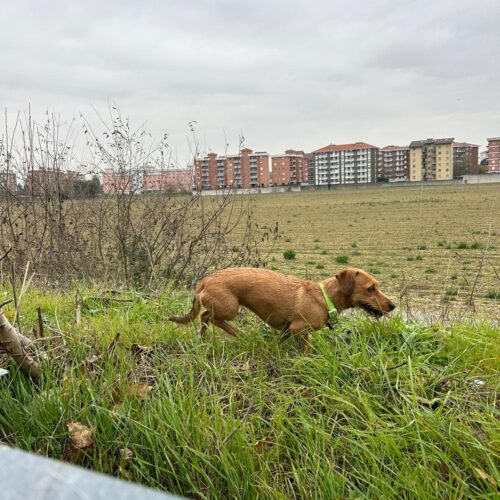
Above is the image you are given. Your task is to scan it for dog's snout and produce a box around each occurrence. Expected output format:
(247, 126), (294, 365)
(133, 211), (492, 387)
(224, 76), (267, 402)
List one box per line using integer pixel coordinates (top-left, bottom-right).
(388, 302), (396, 311)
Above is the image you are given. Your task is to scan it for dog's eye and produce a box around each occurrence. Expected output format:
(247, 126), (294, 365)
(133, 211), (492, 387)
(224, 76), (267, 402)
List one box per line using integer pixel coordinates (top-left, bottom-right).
(368, 285), (376, 293)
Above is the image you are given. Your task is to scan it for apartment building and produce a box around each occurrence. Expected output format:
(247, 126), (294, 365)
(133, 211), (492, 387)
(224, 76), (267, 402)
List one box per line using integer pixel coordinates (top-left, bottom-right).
(142, 168), (192, 193)
(26, 169), (82, 196)
(487, 137), (500, 173)
(194, 148), (270, 190)
(102, 168), (192, 194)
(452, 142), (479, 176)
(312, 142), (378, 186)
(409, 138), (454, 181)
(271, 153), (309, 186)
(284, 150), (314, 184)
(378, 146), (410, 181)
(0, 171), (17, 193)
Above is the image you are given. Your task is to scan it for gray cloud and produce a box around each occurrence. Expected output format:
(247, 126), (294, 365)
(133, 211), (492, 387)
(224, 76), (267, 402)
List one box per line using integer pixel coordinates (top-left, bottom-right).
(1, 0), (499, 163)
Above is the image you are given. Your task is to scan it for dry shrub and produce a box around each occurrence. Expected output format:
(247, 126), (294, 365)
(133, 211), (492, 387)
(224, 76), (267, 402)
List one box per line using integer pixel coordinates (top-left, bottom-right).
(0, 108), (277, 287)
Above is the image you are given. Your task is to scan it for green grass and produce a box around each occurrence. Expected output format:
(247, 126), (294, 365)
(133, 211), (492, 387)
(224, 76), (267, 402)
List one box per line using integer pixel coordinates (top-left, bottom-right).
(335, 254), (349, 264)
(2, 287), (498, 498)
(283, 249), (296, 260)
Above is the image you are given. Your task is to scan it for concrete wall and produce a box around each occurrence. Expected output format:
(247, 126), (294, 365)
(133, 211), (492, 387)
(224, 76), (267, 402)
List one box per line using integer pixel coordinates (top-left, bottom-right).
(462, 174), (500, 184)
(196, 177), (498, 196)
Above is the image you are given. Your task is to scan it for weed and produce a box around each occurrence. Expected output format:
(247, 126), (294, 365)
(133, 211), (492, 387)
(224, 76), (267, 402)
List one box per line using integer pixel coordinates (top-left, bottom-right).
(283, 249), (296, 260)
(335, 254), (349, 264)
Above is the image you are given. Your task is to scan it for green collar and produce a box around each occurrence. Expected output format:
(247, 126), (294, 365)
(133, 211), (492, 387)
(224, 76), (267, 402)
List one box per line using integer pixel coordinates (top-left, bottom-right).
(319, 282), (338, 326)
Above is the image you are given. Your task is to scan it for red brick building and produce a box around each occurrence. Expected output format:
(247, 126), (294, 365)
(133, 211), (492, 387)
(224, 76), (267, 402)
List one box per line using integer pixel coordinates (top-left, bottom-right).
(26, 169), (81, 196)
(102, 171), (134, 194)
(142, 169), (192, 192)
(271, 154), (309, 186)
(195, 149), (270, 190)
(487, 137), (500, 173)
(378, 146), (410, 181)
(0, 171), (17, 193)
(452, 142), (479, 176)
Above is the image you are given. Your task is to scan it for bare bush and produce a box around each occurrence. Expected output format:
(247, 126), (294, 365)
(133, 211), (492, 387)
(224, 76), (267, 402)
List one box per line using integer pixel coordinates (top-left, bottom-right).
(0, 108), (277, 287)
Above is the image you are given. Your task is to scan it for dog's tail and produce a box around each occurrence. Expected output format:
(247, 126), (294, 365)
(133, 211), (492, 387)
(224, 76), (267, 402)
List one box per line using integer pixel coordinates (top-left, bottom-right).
(169, 295), (201, 324)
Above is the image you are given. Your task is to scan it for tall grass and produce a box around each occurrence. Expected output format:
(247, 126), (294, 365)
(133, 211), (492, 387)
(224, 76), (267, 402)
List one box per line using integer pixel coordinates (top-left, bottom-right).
(0, 287), (498, 498)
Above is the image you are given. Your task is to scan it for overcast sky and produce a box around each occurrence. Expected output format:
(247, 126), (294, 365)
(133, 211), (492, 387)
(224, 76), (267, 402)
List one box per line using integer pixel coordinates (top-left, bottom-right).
(1, 0), (499, 164)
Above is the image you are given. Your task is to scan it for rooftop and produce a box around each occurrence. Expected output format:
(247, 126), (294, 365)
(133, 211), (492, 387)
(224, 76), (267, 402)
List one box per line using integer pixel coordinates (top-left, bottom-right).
(409, 138), (454, 148)
(313, 142), (377, 153)
(453, 142), (479, 148)
(380, 145), (409, 151)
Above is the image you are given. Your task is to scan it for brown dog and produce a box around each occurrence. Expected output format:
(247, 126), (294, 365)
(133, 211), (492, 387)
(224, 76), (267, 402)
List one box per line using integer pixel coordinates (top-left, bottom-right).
(170, 267), (395, 348)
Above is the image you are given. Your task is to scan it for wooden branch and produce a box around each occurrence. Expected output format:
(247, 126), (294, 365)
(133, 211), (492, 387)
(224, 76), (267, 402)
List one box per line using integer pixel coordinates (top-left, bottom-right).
(0, 248), (12, 262)
(37, 307), (44, 338)
(0, 301), (41, 378)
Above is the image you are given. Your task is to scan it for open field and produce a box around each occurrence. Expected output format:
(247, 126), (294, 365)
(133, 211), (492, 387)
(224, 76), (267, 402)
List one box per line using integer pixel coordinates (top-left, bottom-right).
(242, 183), (500, 319)
(0, 288), (498, 498)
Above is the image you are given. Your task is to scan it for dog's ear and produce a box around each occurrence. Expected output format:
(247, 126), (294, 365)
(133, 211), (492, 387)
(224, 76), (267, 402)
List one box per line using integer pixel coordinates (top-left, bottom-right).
(336, 268), (358, 296)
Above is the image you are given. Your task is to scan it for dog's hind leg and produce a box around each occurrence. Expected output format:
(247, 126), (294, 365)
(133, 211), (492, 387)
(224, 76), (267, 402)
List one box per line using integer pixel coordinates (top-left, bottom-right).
(198, 310), (211, 336)
(213, 320), (239, 337)
(198, 312), (239, 337)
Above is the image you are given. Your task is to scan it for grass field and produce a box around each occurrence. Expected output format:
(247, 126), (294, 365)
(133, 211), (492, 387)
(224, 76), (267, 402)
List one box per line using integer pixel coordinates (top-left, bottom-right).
(243, 183), (500, 319)
(0, 183), (499, 499)
(0, 288), (498, 498)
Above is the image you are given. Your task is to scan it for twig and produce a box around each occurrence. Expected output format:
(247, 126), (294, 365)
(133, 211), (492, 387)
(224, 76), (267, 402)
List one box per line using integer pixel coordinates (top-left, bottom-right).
(387, 361), (408, 371)
(75, 300), (82, 325)
(10, 261), (20, 332)
(0, 299), (13, 310)
(37, 307), (44, 338)
(219, 405), (254, 449)
(0, 248), (11, 262)
(14, 261), (33, 326)
(107, 332), (121, 354)
(86, 297), (134, 304)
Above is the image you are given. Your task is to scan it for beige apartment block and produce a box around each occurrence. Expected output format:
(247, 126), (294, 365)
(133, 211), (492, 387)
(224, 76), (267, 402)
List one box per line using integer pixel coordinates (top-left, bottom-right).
(409, 138), (454, 181)
(409, 147), (423, 181)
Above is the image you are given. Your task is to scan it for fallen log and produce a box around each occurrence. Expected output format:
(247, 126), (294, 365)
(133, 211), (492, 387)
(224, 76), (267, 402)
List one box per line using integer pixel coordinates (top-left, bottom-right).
(0, 299), (41, 378)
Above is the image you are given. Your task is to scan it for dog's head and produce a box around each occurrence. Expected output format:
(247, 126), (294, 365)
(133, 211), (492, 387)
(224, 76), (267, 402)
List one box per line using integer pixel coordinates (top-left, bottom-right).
(336, 267), (395, 318)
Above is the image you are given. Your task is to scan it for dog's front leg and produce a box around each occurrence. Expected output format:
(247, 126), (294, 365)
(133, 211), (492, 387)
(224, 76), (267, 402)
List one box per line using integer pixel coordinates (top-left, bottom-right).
(280, 321), (292, 341)
(288, 320), (313, 353)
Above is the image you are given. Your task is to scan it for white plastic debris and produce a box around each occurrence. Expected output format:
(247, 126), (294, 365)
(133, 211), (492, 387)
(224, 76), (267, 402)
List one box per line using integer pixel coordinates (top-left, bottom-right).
(0, 368), (8, 378)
